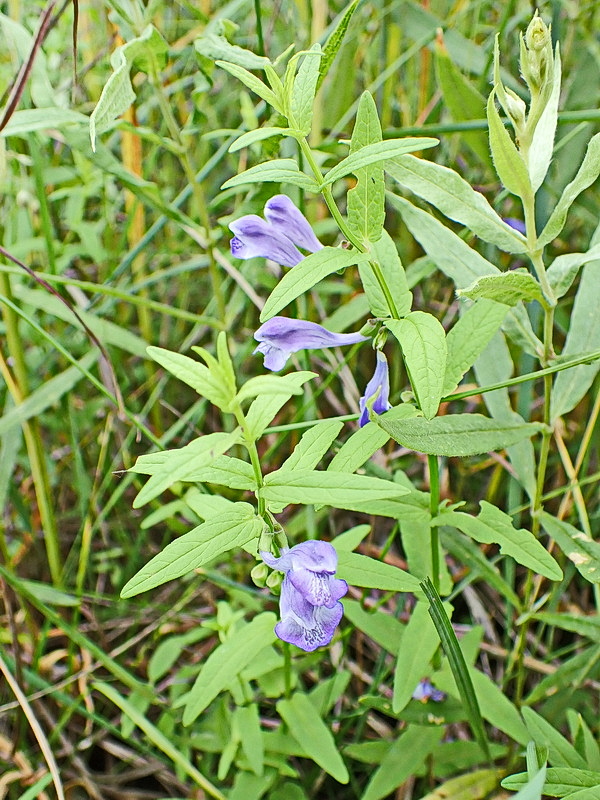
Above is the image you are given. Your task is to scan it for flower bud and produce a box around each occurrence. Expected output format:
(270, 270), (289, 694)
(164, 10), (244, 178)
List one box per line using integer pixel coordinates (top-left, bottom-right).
(525, 13), (550, 51)
(250, 562), (269, 588)
(504, 89), (527, 130)
(265, 570), (283, 590)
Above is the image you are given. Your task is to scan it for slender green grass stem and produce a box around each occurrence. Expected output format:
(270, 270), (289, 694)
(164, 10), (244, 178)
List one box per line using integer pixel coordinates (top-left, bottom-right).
(0, 273), (61, 586)
(428, 455), (441, 592)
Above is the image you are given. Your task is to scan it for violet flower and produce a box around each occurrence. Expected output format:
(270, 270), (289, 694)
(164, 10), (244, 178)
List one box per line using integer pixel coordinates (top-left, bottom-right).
(412, 678), (446, 703)
(229, 194), (323, 268)
(358, 351), (392, 427)
(261, 540), (348, 652)
(503, 217), (526, 236)
(254, 316), (368, 372)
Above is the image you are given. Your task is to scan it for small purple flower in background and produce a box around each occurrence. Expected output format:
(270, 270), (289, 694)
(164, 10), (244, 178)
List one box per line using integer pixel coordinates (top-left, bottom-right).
(412, 678), (446, 703)
(254, 316), (368, 371)
(503, 217), (526, 236)
(359, 351), (392, 427)
(229, 194), (323, 268)
(261, 540), (348, 652)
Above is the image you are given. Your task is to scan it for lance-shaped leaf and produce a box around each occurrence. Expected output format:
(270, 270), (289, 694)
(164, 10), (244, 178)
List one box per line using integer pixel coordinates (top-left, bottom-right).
(147, 345), (235, 411)
(347, 91), (386, 245)
(221, 159), (319, 192)
(260, 469), (408, 513)
(322, 137), (438, 187)
(216, 60), (281, 111)
(537, 133), (600, 248)
(457, 271), (548, 308)
(181, 613), (277, 724)
(316, 0), (360, 92)
(121, 506), (263, 598)
(529, 47), (561, 193)
(260, 247), (370, 320)
(360, 230), (412, 318)
(279, 420), (344, 471)
(547, 243), (600, 299)
(289, 44), (322, 134)
(487, 89), (533, 202)
(503, 768), (600, 798)
(130, 430), (242, 507)
(540, 512), (600, 583)
(386, 157), (527, 254)
(433, 502), (563, 581)
(388, 194), (499, 288)
(443, 299), (510, 395)
(334, 551), (420, 593)
(228, 126), (299, 153)
(385, 312), (447, 419)
(376, 412), (544, 457)
(90, 25), (168, 149)
(245, 371), (317, 438)
(277, 693), (349, 783)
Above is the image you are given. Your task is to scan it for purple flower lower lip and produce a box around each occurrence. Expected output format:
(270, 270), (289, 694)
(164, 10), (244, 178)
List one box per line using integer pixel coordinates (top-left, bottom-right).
(359, 351), (392, 426)
(229, 194), (322, 268)
(254, 316), (368, 371)
(261, 540), (348, 652)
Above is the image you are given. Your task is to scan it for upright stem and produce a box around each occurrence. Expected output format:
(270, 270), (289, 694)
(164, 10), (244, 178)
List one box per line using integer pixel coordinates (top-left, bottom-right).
(428, 454), (441, 592)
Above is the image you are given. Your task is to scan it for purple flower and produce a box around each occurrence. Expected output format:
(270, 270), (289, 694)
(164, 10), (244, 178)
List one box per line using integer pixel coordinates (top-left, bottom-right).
(412, 678), (446, 703)
(254, 316), (368, 371)
(359, 351), (392, 427)
(229, 194), (323, 268)
(261, 540), (348, 652)
(503, 217), (526, 236)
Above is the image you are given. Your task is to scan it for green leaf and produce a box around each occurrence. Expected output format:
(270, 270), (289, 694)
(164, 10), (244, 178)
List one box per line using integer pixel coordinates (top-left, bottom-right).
(316, 0), (360, 92)
(537, 133), (600, 248)
(529, 47), (561, 193)
(434, 502), (562, 581)
(458, 271), (547, 308)
(289, 45), (322, 134)
(130, 430), (242, 507)
(245, 372), (317, 438)
(327, 420), (391, 474)
(261, 469), (408, 512)
(277, 693), (349, 783)
(387, 194), (499, 289)
(280, 420), (344, 471)
(385, 312), (447, 419)
(539, 512), (600, 584)
(522, 707), (588, 769)
(228, 126), (297, 152)
(392, 600), (442, 713)
(486, 89), (533, 201)
(335, 550), (420, 593)
(386, 158), (527, 254)
(182, 613), (277, 725)
(120, 508), (263, 598)
(501, 767), (547, 800)
(443, 300), (509, 395)
(376, 412), (543, 457)
(359, 230), (412, 318)
(259, 247), (370, 320)
(503, 768), (600, 798)
(234, 704), (264, 776)
(342, 599), (404, 655)
(551, 251), (600, 419)
(235, 373), (313, 405)
(547, 243), (600, 299)
(216, 60), (281, 111)
(90, 25), (168, 150)
(502, 302), (544, 358)
(347, 91), (386, 245)
(322, 138), (438, 187)
(530, 611), (600, 643)
(147, 346), (235, 411)
(182, 455), (257, 491)
(221, 159), (319, 192)
(420, 579), (490, 760)
(0, 108), (88, 137)
(419, 770), (504, 800)
(198, 35), (271, 69)
(361, 725), (445, 800)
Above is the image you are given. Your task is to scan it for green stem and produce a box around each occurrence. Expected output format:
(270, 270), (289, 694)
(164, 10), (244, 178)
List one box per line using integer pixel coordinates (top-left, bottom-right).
(0, 275), (61, 586)
(428, 454), (440, 592)
(298, 139), (399, 318)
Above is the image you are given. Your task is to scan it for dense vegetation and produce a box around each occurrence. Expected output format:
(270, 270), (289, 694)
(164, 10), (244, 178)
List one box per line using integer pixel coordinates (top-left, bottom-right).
(1, 1), (599, 798)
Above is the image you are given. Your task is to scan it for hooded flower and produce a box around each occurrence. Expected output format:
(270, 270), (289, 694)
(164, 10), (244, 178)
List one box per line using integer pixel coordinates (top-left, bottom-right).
(229, 194), (323, 268)
(261, 540), (348, 652)
(358, 351), (392, 427)
(254, 316), (368, 372)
